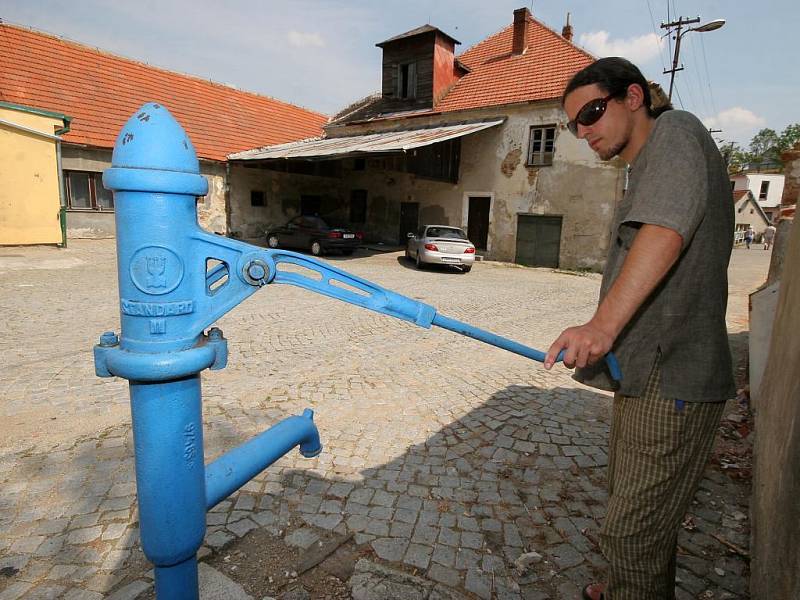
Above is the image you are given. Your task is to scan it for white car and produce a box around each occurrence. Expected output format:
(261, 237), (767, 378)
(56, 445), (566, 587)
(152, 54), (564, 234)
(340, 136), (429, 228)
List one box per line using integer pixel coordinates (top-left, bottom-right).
(406, 225), (476, 273)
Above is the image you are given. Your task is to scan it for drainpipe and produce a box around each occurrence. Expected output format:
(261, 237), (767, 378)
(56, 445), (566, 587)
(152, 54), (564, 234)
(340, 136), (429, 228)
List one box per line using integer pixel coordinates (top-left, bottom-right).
(55, 118), (71, 248)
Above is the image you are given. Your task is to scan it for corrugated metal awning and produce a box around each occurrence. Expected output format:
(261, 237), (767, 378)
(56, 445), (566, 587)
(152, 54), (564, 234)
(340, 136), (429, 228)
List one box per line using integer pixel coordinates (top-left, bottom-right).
(228, 119), (504, 161)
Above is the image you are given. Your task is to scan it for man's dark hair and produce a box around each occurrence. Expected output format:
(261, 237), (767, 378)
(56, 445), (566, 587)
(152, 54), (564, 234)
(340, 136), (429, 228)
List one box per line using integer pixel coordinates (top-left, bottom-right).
(562, 57), (672, 118)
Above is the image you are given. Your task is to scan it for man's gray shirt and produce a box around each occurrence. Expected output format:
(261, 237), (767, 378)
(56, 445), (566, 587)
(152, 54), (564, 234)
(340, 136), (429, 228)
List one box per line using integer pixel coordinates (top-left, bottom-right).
(575, 110), (736, 402)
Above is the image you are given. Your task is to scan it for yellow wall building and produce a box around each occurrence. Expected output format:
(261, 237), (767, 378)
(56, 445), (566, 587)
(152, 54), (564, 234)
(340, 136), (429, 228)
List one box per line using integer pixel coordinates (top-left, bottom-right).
(0, 102), (71, 245)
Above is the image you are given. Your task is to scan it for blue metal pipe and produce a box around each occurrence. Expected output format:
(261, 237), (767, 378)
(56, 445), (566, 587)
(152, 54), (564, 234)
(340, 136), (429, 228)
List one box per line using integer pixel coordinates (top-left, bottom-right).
(205, 409), (321, 509)
(155, 558), (198, 600)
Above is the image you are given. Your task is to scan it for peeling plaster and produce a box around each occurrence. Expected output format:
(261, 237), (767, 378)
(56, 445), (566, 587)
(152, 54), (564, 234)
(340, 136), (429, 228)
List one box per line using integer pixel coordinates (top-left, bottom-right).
(501, 148), (522, 177)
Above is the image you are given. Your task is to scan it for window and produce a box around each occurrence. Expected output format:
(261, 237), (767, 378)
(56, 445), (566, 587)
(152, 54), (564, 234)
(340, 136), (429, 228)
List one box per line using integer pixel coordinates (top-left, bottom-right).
(397, 62), (417, 99)
(250, 190), (265, 207)
(350, 190), (367, 224)
(527, 125), (556, 166)
(730, 181), (736, 191)
(406, 138), (460, 183)
(759, 180), (770, 200)
(65, 170), (113, 211)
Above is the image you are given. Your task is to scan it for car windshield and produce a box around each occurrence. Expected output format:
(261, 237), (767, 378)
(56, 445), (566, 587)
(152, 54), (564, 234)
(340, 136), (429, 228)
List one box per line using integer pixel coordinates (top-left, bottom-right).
(426, 227), (467, 240)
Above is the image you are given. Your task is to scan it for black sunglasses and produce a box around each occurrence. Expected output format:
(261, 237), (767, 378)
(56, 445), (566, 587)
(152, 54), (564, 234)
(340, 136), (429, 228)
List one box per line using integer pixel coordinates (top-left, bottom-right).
(567, 94), (616, 136)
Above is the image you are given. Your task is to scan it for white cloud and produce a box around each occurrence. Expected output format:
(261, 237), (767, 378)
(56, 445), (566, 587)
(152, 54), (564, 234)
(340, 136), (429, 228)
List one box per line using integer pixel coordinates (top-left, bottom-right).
(703, 107), (767, 143)
(287, 30), (325, 48)
(578, 31), (664, 65)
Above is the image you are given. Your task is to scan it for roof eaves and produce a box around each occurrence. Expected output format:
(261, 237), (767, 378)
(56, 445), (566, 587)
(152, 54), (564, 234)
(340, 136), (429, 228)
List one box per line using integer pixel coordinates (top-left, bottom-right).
(0, 100), (72, 132)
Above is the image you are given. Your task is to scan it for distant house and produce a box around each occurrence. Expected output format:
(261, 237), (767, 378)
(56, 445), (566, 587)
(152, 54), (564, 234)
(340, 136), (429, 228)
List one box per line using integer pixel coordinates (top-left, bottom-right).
(730, 171), (784, 224)
(0, 22), (327, 243)
(231, 8), (625, 270)
(733, 189), (771, 243)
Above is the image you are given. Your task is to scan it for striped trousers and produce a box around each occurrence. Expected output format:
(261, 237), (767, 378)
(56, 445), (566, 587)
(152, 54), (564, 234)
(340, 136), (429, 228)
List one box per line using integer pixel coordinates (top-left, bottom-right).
(599, 358), (725, 599)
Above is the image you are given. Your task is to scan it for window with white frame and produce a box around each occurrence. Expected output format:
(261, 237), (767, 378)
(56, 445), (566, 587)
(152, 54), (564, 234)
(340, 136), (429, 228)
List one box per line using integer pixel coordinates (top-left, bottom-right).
(527, 125), (556, 166)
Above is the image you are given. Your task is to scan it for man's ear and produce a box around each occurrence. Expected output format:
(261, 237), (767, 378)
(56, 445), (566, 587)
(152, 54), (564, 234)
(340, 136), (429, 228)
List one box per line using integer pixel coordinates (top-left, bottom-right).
(625, 83), (646, 111)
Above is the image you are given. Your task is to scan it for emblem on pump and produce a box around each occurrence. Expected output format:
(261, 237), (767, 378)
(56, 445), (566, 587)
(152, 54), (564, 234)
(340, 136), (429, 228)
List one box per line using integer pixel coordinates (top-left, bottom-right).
(130, 246), (184, 295)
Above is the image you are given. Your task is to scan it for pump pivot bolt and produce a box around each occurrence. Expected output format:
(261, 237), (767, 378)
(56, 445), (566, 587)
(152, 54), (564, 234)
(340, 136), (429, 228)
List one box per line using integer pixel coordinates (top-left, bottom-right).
(99, 331), (119, 347)
(243, 259), (270, 286)
(208, 327), (223, 341)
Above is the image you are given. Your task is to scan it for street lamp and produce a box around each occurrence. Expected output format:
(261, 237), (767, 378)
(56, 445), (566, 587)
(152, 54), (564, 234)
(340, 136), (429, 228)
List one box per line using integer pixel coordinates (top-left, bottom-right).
(661, 17), (726, 102)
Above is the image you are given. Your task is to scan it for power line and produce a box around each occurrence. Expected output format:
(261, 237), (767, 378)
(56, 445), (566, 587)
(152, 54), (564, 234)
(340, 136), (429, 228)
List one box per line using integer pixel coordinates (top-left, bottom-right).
(688, 35), (711, 116)
(646, 0), (669, 72)
(699, 34), (719, 117)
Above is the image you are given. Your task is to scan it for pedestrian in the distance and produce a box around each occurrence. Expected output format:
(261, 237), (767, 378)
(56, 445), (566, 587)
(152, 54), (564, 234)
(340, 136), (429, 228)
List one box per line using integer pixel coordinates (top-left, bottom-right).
(763, 223), (776, 250)
(745, 225), (755, 249)
(544, 57), (735, 600)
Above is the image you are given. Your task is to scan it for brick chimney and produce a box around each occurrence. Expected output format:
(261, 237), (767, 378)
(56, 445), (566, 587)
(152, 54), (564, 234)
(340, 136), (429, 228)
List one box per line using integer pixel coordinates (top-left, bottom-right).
(562, 12), (573, 42)
(512, 7), (531, 55)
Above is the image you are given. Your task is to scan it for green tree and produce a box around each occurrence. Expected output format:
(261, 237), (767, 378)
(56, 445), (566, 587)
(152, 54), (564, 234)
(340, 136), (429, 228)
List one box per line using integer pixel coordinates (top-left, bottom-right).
(748, 128), (780, 169)
(777, 123), (800, 152)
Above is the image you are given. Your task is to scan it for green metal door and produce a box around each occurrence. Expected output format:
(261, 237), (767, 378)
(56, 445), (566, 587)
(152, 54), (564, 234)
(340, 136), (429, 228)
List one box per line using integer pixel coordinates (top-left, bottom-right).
(515, 214), (562, 268)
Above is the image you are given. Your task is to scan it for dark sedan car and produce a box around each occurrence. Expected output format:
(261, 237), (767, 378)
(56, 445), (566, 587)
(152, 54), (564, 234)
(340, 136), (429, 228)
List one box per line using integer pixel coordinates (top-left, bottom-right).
(266, 216), (362, 256)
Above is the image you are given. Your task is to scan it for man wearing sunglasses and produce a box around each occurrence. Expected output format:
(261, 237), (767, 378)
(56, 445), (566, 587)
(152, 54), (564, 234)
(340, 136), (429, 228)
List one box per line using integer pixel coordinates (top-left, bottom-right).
(543, 57), (735, 600)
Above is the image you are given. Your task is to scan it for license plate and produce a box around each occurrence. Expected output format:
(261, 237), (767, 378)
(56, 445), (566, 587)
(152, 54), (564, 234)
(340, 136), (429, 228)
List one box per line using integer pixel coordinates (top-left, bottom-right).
(441, 257), (460, 263)
(343, 234), (355, 239)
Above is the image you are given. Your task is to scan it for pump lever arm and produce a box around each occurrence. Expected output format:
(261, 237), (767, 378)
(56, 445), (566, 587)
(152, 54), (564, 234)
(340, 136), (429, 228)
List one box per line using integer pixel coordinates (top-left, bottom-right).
(261, 249), (622, 381)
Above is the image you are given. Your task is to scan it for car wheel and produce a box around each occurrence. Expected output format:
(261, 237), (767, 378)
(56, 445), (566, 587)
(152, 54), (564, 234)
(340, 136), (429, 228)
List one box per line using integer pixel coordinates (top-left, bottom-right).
(310, 241), (323, 256)
(415, 252), (424, 270)
(462, 265), (472, 273)
(267, 235), (280, 249)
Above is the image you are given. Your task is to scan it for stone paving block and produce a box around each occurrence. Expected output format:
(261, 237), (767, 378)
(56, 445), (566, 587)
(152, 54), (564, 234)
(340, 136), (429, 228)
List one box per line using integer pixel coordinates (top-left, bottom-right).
(427, 563), (461, 588)
(101, 550), (130, 572)
(460, 531), (484, 550)
(205, 530), (235, 550)
(284, 527), (319, 549)
(548, 543), (583, 569)
(364, 518), (390, 537)
(101, 523), (128, 541)
(371, 537), (408, 562)
(46, 564), (79, 580)
(66, 527), (105, 551)
(465, 568), (491, 599)
(403, 543), (432, 569)
(0, 582), (33, 600)
(454, 548), (480, 570)
(412, 523), (438, 545)
(228, 518), (258, 538)
(431, 544), (456, 568)
(63, 590), (104, 600)
(106, 580), (151, 600)
(328, 482), (354, 498)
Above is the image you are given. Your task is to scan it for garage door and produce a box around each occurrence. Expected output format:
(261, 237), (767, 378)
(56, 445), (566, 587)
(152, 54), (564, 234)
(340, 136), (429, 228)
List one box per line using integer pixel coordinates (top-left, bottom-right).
(515, 215), (562, 268)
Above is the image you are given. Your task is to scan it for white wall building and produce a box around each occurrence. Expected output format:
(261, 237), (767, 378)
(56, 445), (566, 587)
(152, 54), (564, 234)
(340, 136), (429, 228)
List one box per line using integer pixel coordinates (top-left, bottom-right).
(731, 172), (784, 222)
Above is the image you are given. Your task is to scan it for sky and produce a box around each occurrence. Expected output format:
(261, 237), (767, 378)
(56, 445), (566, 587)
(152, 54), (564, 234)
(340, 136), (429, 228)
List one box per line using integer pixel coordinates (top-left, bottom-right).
(1, 0), (797, 148)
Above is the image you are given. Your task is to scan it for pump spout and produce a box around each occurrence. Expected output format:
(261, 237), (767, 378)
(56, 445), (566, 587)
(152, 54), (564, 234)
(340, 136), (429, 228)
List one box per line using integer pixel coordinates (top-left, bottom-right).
(205, 409), (321, 510)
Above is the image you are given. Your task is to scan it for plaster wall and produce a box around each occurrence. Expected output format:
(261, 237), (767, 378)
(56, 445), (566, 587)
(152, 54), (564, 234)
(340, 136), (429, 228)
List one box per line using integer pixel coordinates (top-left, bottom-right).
(227, 164), (347, 243)
(61, 146), (228, 237)
(750, 216), (799, 599)
(0, 107), (63, 245)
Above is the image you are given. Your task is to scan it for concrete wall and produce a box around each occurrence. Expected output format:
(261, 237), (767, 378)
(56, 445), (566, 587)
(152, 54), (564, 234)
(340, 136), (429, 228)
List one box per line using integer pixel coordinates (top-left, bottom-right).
(247, 102), (623, 270)
(750, 216), (799, 599)
(0, 106), (63, 245)
(61, 146), (228, 238)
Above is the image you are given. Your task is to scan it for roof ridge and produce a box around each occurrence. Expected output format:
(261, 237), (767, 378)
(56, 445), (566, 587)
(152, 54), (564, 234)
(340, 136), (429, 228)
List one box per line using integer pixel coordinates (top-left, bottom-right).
(527, 15), (596, 62)
(0, 21), (328, 119)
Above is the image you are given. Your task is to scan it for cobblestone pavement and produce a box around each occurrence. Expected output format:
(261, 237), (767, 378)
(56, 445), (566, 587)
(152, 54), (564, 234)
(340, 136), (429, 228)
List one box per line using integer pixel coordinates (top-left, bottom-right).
(0, 241), (767, 599)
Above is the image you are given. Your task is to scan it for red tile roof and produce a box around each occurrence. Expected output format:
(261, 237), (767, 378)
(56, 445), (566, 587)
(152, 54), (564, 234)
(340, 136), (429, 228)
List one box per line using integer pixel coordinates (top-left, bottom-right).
(0, 23), (328, 161)
(733, 190), (750, 202)
(435, 14), (595, 113)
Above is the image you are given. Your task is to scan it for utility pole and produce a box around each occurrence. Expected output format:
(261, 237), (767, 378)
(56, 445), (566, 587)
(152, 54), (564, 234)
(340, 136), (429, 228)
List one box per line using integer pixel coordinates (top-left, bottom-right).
(661, 16), (725, 103)
(661, 17), (700, 103)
